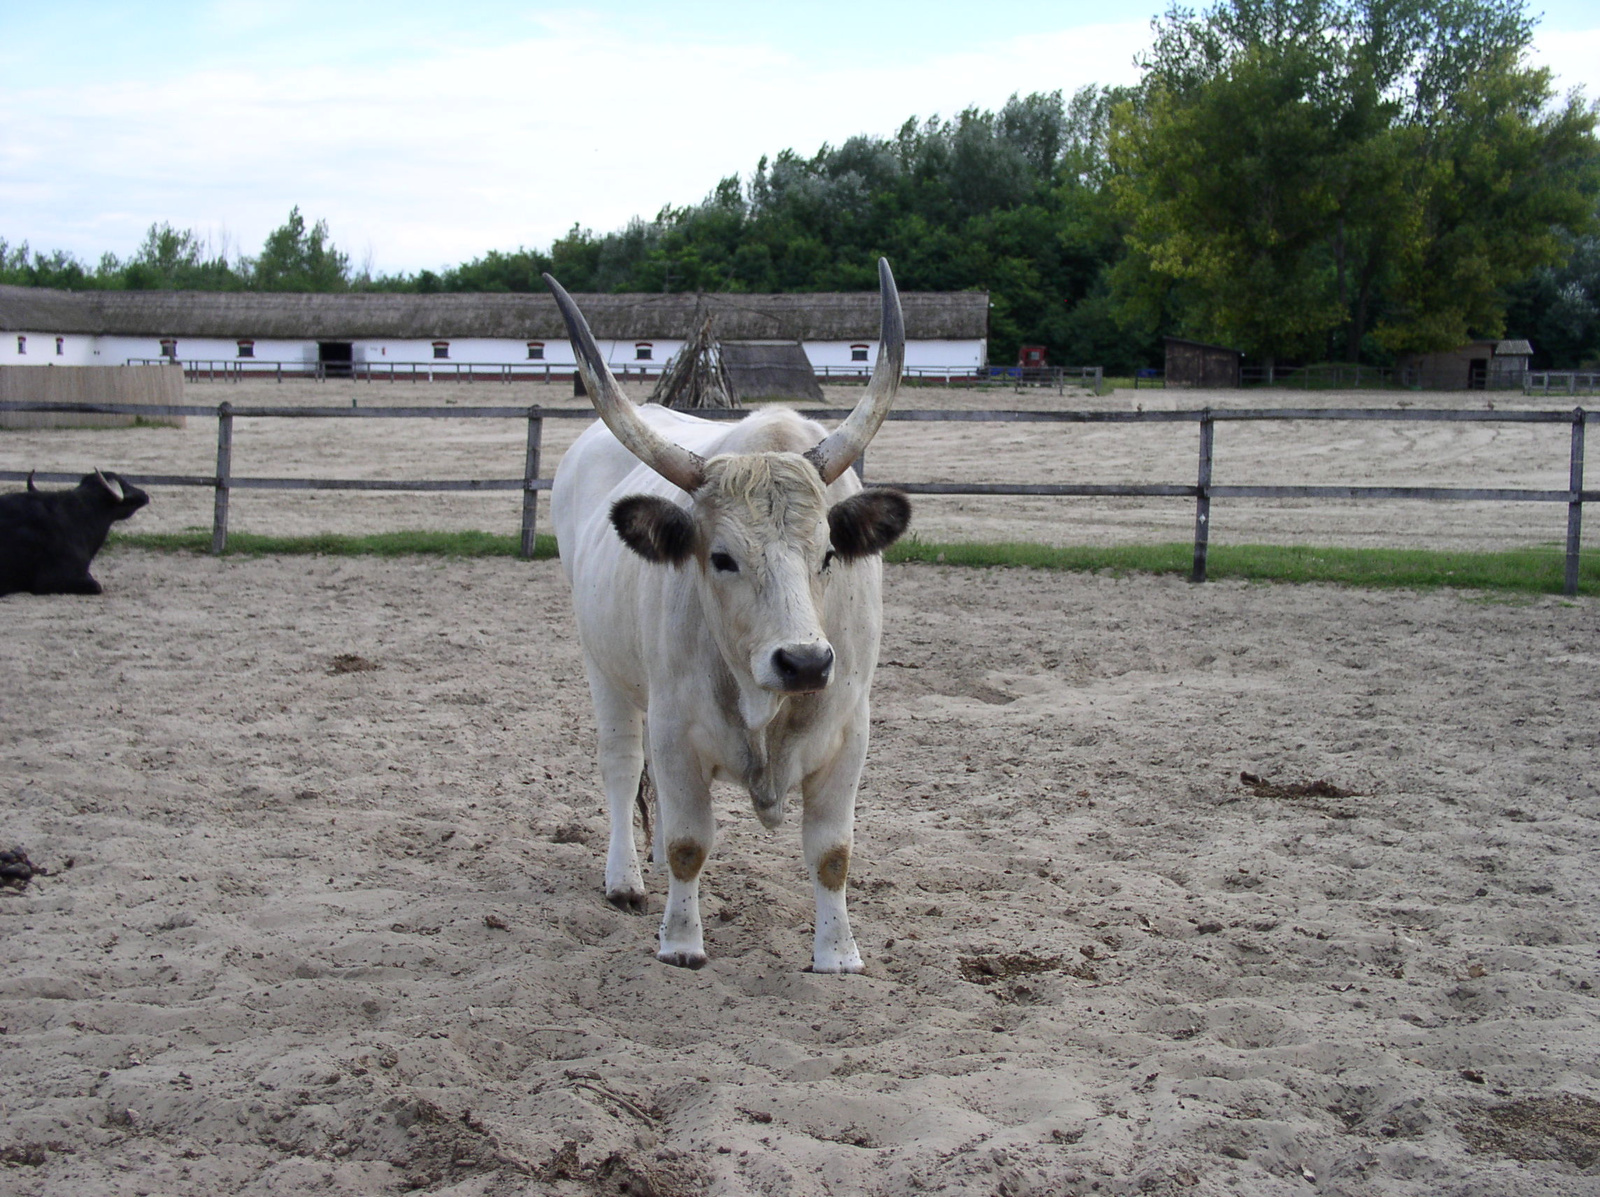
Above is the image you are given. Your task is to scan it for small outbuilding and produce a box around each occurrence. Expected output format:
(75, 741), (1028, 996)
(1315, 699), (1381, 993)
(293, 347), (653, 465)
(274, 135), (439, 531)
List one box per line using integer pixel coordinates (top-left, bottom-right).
(1164, 337), (1242, 388)
(719, 342), (825, 402)
(1398, 340), (1534, 390)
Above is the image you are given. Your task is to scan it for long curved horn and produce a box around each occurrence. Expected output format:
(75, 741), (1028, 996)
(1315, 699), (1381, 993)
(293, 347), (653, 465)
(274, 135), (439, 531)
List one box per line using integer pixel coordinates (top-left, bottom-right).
(26, 470), (37, 492)
(805, 258), (904, 485)
(94, 469), (124, 501)
(542, 273), (706, 494)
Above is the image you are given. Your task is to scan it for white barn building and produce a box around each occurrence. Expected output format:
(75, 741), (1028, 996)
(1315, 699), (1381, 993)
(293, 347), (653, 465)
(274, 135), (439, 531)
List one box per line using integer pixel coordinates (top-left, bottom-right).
(0, 286), (989, 379)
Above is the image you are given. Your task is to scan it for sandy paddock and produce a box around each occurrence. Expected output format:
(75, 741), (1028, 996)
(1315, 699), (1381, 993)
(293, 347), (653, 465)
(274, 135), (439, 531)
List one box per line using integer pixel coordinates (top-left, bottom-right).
(2, 380), (1599, 1196)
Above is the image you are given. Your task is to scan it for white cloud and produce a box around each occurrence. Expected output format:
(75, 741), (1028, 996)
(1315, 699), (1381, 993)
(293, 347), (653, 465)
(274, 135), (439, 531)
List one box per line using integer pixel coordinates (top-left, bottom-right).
(1530, 28), (1600, 102)
(0, 20), (1149, 273)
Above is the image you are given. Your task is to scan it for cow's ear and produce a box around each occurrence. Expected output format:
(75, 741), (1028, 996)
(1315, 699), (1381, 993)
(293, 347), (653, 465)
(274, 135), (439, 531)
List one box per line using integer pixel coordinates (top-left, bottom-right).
(828, 488), (911, 560)
(611, 495), (696, 565)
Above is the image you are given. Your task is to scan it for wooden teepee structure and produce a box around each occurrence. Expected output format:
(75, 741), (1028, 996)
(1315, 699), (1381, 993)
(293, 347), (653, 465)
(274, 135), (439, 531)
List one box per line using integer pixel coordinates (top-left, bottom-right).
(647, 315), (739, 410)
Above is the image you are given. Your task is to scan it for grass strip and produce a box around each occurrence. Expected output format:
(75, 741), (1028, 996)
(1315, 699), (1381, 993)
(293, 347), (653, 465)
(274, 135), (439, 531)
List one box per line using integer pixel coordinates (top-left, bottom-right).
(886, 537), (1596, 595)
(111, 530), (1596, 596)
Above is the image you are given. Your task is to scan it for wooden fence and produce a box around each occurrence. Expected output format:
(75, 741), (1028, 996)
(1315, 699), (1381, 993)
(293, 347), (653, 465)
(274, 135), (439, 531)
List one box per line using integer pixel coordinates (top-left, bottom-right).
(1, 401), (1591, 594)
(0, 365), (186, 430)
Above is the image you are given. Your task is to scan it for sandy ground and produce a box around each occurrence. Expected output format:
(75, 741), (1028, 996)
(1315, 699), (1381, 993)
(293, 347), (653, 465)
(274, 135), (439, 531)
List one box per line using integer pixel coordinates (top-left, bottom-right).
(0, 376), (1590, 553)
(4, 380), (1600, 1195)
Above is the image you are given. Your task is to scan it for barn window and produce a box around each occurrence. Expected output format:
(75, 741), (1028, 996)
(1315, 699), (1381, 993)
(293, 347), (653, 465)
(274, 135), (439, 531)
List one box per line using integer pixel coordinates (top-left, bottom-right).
(433, 341), (450, 359)
(527, 341), (544, 360)
(160, 338), (178, 359)
(56, 336), (65, 356)
(16, 335), (25, 354)
(635, 342), (653, 361)
(237, 339), (255, 358)
(850, 344), (868, 362)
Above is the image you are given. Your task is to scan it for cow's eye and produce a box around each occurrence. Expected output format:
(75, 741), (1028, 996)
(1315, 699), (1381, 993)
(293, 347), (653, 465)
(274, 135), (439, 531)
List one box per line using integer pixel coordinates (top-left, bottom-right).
(710, 552), (738, 573)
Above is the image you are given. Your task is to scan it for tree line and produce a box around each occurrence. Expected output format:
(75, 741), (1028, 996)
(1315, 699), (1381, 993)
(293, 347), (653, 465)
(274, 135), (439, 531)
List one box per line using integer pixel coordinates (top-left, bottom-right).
(4, 0), (1597, 372)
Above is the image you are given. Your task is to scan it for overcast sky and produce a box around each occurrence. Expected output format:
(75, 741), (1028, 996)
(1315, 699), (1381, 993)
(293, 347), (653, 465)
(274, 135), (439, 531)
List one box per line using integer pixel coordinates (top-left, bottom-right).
(3, 0), (1596, 277)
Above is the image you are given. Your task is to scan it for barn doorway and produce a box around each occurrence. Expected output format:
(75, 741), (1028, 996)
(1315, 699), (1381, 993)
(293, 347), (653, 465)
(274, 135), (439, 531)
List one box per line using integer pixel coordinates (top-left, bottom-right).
(1467, 358), (1488, 390)
(319, 341), (353, 378)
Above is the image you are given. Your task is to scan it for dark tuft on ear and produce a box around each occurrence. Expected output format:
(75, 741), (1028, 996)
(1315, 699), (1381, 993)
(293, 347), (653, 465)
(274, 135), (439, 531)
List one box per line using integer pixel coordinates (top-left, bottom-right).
(611, 495), (696, 565)
(828, 488), (911, 560)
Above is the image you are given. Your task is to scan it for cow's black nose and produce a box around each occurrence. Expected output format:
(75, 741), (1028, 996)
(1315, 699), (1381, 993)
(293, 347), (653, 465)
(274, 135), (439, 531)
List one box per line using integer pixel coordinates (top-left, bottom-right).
(773, 644), (834, 691)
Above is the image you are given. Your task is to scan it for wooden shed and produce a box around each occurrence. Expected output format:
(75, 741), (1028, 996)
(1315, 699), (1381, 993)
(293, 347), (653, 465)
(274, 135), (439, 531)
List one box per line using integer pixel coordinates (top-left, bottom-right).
(1164, 337), (1242, 388)
(1398, 340), (1534, 390)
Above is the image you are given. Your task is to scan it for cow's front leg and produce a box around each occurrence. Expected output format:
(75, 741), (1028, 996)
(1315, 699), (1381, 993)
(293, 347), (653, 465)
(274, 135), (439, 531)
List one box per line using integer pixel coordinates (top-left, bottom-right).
(588, 674), (647, 913)
(802, 714), (868, 974)
(649, 723), (713, 969)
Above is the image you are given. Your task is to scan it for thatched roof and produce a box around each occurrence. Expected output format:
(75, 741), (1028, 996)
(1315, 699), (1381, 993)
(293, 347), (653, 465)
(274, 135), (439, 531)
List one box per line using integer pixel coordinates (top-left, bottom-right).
(721, 342), (825, 402)
(0, 285), (989, 341)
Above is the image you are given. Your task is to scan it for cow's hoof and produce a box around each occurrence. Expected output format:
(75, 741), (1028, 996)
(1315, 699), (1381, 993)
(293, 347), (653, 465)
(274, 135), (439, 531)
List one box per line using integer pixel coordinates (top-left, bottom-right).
(811, 946), (865, 974)
(606, 888), (647, 914)
(657, 949), (708, 970)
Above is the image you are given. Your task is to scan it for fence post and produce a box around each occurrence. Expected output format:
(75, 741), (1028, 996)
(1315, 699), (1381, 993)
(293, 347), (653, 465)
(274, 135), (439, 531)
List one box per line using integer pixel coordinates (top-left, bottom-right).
(1190, 409), (1214, 583)
(520, 407), (543, 560)
(211, 402), (233, 555)
(1566, 407), (1585, 597)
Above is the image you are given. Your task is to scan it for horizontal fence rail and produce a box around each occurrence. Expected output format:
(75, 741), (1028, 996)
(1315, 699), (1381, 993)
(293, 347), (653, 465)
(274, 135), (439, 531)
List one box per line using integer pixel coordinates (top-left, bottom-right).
(1, 401), (1590, 593)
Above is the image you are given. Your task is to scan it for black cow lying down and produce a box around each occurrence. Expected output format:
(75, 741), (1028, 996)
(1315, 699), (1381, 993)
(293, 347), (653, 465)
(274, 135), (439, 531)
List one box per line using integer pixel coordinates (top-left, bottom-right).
(0, 470), (150, 596)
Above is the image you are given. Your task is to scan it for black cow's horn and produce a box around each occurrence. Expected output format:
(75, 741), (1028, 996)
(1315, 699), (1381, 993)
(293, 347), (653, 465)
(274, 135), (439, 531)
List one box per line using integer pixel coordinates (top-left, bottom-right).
(26, 470), (37, 492)
(95, 469), (124, 501)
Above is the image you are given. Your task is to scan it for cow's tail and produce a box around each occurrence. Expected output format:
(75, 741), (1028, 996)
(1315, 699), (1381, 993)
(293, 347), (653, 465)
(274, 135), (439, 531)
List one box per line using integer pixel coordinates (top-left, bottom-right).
(636, 764), (654, 847)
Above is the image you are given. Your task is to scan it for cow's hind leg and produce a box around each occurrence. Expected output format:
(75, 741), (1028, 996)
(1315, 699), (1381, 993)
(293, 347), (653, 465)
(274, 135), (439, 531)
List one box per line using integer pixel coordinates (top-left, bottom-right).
(32, 564), (102, 595)
(587, 674), (648, 913)
(801, 714), (869, 974)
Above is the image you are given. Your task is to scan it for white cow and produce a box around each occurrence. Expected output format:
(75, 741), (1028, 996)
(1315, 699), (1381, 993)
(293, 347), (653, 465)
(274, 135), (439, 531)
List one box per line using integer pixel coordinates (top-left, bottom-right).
(548, 259), (911, 972)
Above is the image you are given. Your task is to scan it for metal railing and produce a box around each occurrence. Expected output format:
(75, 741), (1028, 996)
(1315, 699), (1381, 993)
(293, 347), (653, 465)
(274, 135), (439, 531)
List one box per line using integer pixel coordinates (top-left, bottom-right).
(1, 401), (1590, 594)
(126, 357), (666, 384)
(1241, 364), (1402, 389)
(1526, 372), (1600, 396)
(131, 358), (1001, 386)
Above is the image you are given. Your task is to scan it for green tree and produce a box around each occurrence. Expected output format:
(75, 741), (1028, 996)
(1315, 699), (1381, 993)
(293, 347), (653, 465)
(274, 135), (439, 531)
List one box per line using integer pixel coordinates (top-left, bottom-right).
(118, 223), (243, 290)
(0, 239), (95, 288)
(1111, 0), (1598, 362)
(248, 207), (350, 291)
(1503, 195), (1600, 367)
(1374, 66), (1598, 352)
(1112, 41), (1360, 364)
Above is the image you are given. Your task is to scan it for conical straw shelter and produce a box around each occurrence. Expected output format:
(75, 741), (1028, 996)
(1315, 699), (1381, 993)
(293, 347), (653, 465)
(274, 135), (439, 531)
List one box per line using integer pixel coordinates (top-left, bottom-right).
(647, 316), (738, 410)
